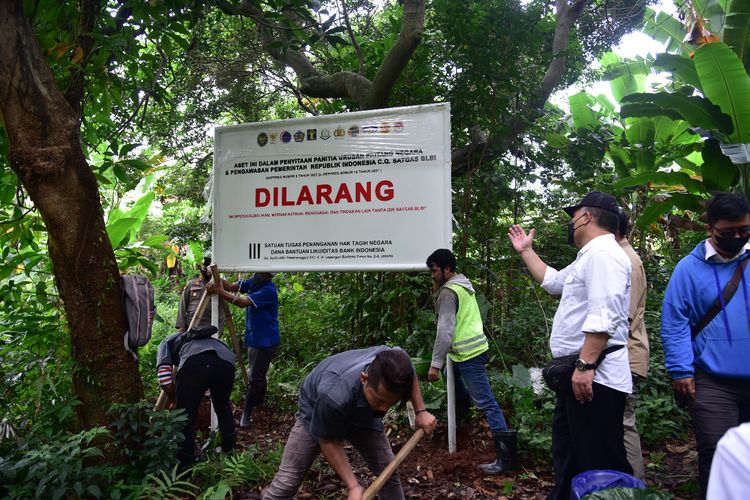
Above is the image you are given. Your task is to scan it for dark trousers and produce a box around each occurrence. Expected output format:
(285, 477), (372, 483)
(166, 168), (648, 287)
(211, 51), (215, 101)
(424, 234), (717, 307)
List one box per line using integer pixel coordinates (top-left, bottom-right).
(176, 351), (236, 466)
(264, 418), (403, 500)
(244, 344), (279, 417)
(689, 369), (750, 499)
(548, 382), (632, 500)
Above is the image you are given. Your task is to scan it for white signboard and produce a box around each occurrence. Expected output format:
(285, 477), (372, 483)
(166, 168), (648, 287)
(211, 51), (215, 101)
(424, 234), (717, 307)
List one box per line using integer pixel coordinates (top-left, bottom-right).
(212, 103), (452, 272)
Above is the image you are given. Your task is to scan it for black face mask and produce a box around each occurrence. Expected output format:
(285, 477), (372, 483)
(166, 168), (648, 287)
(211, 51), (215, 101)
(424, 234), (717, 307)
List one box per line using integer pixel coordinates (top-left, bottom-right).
(567, 214), (587, 246)
(714, 234), (750, 256)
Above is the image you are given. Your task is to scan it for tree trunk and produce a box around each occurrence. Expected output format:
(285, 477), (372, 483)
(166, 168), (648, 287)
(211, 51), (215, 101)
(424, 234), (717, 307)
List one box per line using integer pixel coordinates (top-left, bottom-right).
(0, 0), (143, 428)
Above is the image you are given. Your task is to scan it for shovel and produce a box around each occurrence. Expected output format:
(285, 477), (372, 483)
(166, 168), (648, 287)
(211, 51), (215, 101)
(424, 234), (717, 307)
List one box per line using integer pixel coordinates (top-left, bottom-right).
(362, 428), (425, 500)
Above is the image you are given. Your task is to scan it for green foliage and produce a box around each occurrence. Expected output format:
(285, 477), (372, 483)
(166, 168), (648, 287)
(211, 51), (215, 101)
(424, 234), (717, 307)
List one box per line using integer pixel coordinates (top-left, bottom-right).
(499, 371), (555, 459)
(190, 444), (283, 492)
(652, 53), (702, 91)
(701, 138), (740, 190)
(620, 92), (733, 136)
(615, 7), (750, 201)
(642, 8), (691, 56)
(0, 254), (75, 435)
(138, 277), (181, 400)
(0, 427), (113, 499)
(693, 42), (750, 144)
(146, 201), (209, 246)
(585, 487), (674, 499)
(0, 401), (192, 499)
(138, 465), (199, 500)
(724, 0), (750, 71)
(0, 1), (708, 497)
(107, 402), (187, 482)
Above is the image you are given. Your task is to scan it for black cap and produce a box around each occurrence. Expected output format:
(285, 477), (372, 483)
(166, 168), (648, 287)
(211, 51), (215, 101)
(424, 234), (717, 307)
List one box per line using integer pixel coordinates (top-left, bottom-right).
(563, 191), (620, 217)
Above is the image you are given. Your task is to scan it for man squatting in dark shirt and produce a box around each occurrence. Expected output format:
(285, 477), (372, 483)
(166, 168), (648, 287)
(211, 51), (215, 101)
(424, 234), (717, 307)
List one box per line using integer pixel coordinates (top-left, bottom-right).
(262, 346), (437, 500)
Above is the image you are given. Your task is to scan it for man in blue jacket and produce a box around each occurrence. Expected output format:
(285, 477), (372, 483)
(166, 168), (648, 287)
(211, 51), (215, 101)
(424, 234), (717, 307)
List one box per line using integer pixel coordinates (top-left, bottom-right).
(209, 272), (279, 427)
(661, 192), (750, 498)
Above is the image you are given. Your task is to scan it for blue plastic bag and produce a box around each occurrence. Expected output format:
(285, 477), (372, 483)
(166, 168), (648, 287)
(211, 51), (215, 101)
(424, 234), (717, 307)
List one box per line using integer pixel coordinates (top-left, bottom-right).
(571, 469), (647, 500)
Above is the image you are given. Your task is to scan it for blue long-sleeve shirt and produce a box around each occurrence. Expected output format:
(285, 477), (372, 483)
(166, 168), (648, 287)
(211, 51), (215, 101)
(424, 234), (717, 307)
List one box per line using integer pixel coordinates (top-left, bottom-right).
(661, 242), (750, 380)
(239, 277), (280, 349)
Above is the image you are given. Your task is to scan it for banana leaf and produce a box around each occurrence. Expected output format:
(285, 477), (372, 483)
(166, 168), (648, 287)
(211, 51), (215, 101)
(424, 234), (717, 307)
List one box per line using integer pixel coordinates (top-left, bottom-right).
(596, 94), (617, 116)
(105, 191), (155, 249)
(620, 92), (733, 135)
(569, 92), (599, 132)
(106, 217), (140, 249)
(701, 138), (740, 190)
(637, 193), (704, 229)
(674, 157), (701, 175)
(652, 116), (687, 144)
(609, 64), (646, 104)
(614, 171), (708, 194)
(608, 145), (635, 178)
(601, 58), (651, 81)
(624, 117), (656, 171)
(720, 143), (750, 163)
(694, 42), (750, 143)
(642, 8), (692, 56)
(691, 0), (729, 36)
(724, 0), (750, 70)
(653, 53), (703, 92)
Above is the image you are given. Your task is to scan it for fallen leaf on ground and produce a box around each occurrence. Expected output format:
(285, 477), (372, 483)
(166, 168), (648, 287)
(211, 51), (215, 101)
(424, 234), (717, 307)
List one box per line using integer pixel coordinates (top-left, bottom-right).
(666, 443), (691, 454)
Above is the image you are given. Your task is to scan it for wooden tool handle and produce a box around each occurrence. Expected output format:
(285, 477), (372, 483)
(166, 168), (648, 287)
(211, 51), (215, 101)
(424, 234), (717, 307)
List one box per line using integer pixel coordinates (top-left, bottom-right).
(210, 265), (249, 386)
(222, 301), (249, 386)
(362, 428), (425, 500)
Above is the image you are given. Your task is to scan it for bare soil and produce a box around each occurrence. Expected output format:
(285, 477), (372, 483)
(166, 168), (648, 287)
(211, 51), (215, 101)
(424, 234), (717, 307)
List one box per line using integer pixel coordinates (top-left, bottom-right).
(219, 405), (699, 499)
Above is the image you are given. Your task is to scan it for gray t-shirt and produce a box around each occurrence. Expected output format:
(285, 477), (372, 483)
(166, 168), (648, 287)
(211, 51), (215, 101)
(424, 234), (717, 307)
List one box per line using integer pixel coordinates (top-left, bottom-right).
(299, 346), (399, 441)
(157, 331), (236, 373)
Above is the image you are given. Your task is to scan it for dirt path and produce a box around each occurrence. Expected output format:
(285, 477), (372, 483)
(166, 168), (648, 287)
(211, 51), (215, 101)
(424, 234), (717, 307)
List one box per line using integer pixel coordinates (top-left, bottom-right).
(227, 405), (699, 499)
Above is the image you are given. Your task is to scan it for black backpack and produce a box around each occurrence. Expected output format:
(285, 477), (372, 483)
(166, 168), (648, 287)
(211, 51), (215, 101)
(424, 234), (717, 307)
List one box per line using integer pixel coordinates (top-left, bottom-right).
(172, 325), (219, 363)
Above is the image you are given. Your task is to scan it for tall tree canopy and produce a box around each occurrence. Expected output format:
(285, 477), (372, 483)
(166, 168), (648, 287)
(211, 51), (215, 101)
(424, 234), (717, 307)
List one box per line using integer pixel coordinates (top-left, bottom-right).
(0, 0), (649, 427)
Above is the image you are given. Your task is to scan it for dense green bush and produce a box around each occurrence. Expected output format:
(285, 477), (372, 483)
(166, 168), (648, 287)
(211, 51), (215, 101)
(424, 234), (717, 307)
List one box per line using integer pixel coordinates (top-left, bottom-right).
(190, 443), (283, 491)
(0, 427), (113, 499)
(0, 403), (187, 499)
(107, 402), (187, 482)
(0, 266), (76, 436)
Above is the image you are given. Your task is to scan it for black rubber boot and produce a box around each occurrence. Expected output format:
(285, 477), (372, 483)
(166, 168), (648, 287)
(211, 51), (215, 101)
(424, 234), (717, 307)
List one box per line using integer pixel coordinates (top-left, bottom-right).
(240, 380), (267, 427)
(479, 430), (518, 474)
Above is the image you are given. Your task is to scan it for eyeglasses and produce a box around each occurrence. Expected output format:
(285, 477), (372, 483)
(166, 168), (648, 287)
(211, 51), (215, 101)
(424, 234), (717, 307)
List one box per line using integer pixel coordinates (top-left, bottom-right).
(711, 226), (750, 239)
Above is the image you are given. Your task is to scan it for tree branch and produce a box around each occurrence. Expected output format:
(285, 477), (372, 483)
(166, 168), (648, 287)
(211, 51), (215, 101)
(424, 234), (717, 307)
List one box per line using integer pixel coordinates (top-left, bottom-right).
(534, 0), (588, 108)
(364, 0), (425, 109)
(451, 0), (591, 175)
(217, 0), (372, 105)
(64, 0), (102, 115)
(339, 0), (365, 75)
(218, 0), (424, 109)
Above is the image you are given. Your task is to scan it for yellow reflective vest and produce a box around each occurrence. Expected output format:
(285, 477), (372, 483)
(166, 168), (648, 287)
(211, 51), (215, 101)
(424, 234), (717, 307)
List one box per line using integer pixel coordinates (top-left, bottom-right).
(445, 283), (489, 362)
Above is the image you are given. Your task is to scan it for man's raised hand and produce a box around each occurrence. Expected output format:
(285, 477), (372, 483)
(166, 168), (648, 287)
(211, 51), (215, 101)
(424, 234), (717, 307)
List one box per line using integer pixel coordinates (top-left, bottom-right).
(508, 225), (536, 254)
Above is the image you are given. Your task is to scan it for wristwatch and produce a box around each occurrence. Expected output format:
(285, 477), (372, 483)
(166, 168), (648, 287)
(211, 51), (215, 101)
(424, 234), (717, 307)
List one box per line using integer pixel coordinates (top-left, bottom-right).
(575, 358), (597, 371)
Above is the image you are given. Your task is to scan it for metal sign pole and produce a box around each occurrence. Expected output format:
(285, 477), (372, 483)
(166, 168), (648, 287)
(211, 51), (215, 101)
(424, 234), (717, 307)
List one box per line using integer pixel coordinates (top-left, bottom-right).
(446, 356), (456, 453)
(210, 293), (219, 433)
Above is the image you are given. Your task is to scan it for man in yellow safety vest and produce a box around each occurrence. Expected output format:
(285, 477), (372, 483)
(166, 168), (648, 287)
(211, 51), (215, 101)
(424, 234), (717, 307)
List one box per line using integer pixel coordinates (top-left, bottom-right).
(426, 248), (517, 474)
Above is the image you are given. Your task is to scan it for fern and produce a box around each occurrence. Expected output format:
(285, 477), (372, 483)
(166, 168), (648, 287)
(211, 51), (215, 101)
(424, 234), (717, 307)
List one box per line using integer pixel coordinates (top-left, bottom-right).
(199, 480), (232, 500)
(222, 452), (253, 488)
(139, 465), (199, 500)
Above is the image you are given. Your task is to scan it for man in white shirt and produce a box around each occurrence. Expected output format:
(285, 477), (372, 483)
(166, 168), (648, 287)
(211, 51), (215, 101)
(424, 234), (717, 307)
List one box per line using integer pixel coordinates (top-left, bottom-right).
(508, 191), (633, 500)
(707, 422), (750, 500)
